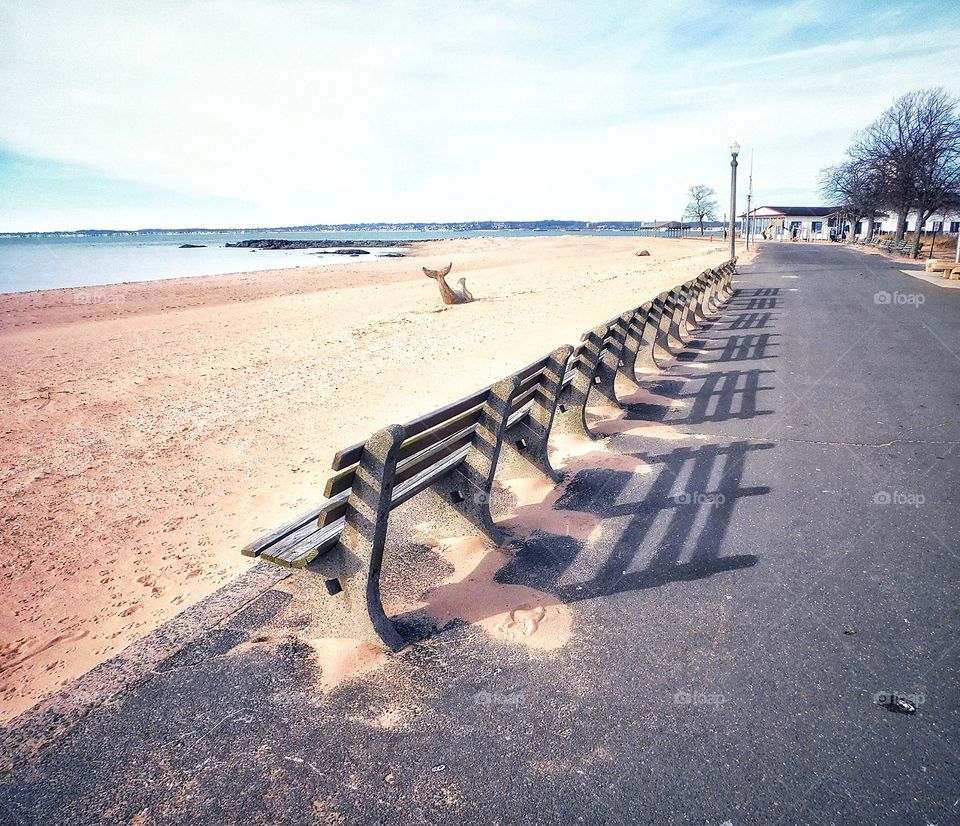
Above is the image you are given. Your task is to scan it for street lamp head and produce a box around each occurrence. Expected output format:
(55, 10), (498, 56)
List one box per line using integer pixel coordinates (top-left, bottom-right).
(730, 141), (741, 157)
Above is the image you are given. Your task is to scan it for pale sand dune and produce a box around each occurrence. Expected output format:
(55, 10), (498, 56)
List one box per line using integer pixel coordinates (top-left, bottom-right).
(0, 234), (727, 721)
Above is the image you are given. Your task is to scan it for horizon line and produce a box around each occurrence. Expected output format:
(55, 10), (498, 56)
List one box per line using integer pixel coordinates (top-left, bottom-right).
(0, 217), (750, 236)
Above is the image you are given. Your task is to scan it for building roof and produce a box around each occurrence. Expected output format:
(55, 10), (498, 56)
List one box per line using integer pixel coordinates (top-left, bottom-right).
(751, 206), (838, 217)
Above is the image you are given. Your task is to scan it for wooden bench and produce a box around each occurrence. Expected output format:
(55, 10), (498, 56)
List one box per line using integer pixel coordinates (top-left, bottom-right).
(241, 258), (737, 649)
(517, 263), (734, 443)
(242, 347), (572, 649)
(925, 259), (957, 276)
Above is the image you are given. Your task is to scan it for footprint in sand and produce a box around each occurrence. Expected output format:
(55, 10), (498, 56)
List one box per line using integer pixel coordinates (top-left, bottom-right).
(137, 573), (167, 597)
(496, 604), (547, 641)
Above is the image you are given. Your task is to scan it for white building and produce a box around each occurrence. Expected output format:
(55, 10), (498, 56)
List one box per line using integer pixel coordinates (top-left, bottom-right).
(747, 206), (838, 241)
(747, 206), (960, 241)
(873, 211), (960, 236)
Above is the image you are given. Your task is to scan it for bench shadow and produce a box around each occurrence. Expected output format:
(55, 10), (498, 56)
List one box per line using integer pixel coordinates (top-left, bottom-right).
(622, 368), (776, 425)
(498, 440), (771, 608)
(391, 441), (773, 643)
(388, 283), (778, 643)
(622, 285), (783, 422)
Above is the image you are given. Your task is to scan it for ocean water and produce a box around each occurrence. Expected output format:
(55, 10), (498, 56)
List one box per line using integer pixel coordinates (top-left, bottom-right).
(0, 231), (422, 294)
(0, 229), (651, 295)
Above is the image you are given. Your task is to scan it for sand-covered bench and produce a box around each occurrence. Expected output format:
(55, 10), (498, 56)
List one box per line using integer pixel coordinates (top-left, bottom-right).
(242, 259), (736, 648)
(243, 345), (591, 647)
(925, 259), (959, 277)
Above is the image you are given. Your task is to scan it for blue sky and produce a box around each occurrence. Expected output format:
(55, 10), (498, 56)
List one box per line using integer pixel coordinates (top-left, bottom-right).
(1, 0), (958, 232)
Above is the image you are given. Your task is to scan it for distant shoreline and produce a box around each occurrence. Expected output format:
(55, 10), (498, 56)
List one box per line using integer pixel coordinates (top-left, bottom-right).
(0, 219), (722, 239)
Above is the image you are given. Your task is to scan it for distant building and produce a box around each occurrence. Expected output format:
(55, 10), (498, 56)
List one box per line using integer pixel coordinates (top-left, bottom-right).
(874, 211), (960, 236)
(747, 206), (838, 241)
(747, 205), (960, 241)
(636, 219), (733, 237)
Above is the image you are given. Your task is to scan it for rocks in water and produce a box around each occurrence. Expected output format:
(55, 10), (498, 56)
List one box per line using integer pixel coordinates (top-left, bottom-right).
(226, 238), (412, 250)
(179, 243), (206, 248)
(314, 249), (370, 256)
(636, 249), (651, 256)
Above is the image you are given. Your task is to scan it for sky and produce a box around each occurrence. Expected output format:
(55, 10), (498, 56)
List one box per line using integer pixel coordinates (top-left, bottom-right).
(1, 0), (958, 232)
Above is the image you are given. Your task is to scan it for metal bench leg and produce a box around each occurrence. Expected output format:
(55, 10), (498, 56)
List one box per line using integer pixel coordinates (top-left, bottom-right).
(334, 424), (408, 651)
(689, 276), (711, 325)
(497, 345), (573, 483)
(427, 375), (521, 545)
(705, 270), (724, 313)
(666, 289), (687, 349)
(707, 269), (724, 307)
(721, 261), (735, 298)
(676, 284), (694, 339)
(715, 265), (729, 302)
(552, 324), (608, 441)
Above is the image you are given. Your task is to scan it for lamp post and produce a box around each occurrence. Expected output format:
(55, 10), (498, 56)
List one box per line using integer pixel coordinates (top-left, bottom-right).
(729, 141), (740, 258)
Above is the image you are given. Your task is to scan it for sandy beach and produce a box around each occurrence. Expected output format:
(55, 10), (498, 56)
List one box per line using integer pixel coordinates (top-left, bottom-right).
(0, 234), (731, 722)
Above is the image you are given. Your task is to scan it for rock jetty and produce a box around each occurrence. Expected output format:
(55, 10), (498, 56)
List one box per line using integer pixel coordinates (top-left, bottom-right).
(225, 239), (418, 250)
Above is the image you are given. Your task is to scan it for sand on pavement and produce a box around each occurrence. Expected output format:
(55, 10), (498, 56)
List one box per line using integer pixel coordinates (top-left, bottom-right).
(0, 233), (732, 721)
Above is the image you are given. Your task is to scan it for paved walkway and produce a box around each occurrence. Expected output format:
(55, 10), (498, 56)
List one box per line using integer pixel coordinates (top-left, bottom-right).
(2, 243), (958, 825)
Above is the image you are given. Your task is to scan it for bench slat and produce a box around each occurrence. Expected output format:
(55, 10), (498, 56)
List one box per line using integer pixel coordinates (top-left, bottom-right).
(324, 404), (485, 498)
(264, 446), (477, 567)
(331, 388), (487, 471)
(323, 393), (537, 514)
(241, 499), (340, 557)
(260, 518), (344, 567)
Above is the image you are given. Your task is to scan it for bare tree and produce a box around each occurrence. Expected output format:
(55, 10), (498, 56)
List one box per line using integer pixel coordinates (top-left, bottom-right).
(854, 89), (960, 256)
(683, 185), (718, 235)
(818, 158), (884, 241)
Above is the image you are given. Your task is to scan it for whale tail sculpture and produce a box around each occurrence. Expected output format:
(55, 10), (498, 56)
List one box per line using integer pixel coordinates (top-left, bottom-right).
(423, 262), (474, 305)
(455, 277), (474, 303)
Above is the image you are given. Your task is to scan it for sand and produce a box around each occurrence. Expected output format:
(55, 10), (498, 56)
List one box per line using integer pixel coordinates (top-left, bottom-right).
(0, 233), (728, 721)
(415, 535), (572, 651)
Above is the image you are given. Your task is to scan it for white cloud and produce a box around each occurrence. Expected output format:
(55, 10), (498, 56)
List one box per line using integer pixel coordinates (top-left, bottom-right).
(1, 0), (958, 229)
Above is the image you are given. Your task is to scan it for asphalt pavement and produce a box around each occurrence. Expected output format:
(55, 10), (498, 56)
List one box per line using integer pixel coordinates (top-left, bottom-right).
(1, 241), (958, 825)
